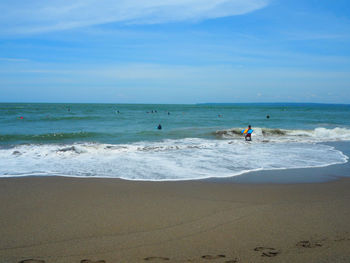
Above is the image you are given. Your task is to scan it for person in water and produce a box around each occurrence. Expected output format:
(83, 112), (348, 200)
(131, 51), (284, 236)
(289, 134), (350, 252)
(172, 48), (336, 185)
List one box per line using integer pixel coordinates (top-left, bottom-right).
(244, 125), (252, 141)
(157, 124), (162, 130)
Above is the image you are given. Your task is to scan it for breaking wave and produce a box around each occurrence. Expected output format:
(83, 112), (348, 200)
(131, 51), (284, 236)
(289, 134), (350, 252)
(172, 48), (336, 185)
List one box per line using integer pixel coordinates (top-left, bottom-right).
(214, 127), (350, 143)
(0, 138), (347, 181)
(0, 132), (101, 143)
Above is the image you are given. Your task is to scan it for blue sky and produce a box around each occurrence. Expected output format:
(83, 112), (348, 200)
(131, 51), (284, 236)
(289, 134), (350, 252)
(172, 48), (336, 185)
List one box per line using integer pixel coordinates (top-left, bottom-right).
(0, 0), (349, 103)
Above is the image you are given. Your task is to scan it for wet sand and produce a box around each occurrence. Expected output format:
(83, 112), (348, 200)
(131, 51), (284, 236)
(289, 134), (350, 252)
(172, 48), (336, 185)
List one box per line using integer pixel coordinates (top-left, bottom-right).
(1, 176), (350, 263)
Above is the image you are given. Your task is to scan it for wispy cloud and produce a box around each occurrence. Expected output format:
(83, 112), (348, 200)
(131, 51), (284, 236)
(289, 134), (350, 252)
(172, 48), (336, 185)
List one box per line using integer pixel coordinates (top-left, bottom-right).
(1, 62), (349, 103)
(284, 32), (350, 41)
(2, 62), (349, 83)
(0, 58), (29, 62)
(0, 0), (269, 34)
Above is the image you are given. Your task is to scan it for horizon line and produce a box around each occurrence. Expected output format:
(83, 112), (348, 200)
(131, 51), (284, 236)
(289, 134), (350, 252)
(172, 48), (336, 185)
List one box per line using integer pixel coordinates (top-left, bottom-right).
(0, 101), (349, 106)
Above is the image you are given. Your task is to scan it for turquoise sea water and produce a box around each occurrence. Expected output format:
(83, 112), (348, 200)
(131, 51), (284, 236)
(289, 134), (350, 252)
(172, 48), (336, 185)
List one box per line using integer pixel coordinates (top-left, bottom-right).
(0, 103), (349, 180)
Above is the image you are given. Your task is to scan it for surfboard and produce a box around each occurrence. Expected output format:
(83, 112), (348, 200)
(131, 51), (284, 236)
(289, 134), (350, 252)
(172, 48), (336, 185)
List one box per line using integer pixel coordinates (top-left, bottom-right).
(241, 129), (253, 134)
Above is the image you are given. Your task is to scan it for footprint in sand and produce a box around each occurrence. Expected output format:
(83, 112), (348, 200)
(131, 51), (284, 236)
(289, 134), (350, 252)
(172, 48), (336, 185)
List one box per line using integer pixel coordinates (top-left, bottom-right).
(254, 247), (280, 257)
(201, 254), (226, 259)
(296, 240), (322, 248)
(334, 233), (350, 242)
(144, 256), (170, 261)
(80, 260), (106, 263)
(334, 237), (350, 242)
(19, 260), (45, 263)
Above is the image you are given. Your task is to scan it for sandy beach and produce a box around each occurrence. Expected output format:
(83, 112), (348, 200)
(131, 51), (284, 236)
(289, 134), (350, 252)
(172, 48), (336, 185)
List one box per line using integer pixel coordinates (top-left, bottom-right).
(1, 175), (350, 263)
(2, 0), (350, 260)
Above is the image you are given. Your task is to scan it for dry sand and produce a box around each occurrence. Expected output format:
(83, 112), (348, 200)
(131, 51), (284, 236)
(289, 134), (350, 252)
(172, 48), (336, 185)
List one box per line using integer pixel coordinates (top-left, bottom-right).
(0, 176), (350, 263)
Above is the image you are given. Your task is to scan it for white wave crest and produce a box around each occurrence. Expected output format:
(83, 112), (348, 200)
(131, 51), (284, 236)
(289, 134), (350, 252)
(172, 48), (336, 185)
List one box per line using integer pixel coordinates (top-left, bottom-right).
(0, 138), (347, 181)
(215, 127), (350, 143)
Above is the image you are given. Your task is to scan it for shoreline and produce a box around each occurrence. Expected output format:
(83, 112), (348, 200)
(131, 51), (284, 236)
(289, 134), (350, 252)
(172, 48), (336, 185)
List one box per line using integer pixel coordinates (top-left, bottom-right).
(1, 141), (349, 262)
(1, 175), (350, 262)
(1, 141), (349, 184)
(207, 141), (350, 184)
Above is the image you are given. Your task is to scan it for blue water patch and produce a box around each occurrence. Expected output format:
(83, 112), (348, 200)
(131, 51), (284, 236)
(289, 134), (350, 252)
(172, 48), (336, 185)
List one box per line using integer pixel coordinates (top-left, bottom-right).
(0, 103), (349, 180)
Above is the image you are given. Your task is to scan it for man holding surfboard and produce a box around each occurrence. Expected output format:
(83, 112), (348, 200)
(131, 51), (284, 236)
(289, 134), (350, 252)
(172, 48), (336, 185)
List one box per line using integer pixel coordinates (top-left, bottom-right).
(242, 125), (253, 141)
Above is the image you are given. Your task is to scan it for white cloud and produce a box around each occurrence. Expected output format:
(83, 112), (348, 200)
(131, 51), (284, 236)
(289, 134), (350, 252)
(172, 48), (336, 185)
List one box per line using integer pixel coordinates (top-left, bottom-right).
(2, 62), (350, 103)
(0, 0), (269, 34)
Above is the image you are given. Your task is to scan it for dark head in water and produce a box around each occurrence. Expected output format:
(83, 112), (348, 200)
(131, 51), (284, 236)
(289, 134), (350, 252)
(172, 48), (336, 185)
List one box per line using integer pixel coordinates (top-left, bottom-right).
(157, 124), (162, 130)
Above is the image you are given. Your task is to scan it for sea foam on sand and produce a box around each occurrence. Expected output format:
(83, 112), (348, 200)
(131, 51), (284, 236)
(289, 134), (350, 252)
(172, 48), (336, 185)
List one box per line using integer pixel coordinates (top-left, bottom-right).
(0, 136), (347, 180)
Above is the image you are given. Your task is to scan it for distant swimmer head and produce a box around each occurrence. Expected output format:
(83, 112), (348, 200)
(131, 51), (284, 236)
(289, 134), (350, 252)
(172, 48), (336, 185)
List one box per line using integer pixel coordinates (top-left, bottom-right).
(157, 124), (162, 130)
(266, 115), (270, 119)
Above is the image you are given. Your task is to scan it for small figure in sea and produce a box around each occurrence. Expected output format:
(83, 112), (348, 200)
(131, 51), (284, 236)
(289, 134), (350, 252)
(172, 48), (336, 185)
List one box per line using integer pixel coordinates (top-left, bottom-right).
(167, 112), (170, 115)
(242, 125), (253, 141)
(266, 115), (270, 119)
(157, 124), (162, 130)
(218, 114), (223, 118)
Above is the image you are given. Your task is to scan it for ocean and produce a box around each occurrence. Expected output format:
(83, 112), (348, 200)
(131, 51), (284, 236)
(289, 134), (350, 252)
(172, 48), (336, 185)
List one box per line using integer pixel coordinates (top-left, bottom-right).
(0, 103), (349, 181)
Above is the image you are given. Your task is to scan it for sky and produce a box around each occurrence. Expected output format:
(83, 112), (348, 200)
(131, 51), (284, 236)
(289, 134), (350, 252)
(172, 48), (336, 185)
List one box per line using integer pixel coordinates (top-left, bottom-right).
(0, 0), (350, 104)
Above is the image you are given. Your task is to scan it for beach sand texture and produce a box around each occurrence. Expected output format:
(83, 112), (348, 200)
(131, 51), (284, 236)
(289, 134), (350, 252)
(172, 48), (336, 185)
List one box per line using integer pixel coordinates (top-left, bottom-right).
(1, 176), (350, 263)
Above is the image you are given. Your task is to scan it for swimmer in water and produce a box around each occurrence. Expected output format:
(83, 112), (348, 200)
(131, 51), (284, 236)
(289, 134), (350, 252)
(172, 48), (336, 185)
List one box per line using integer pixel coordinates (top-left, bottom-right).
(157, 124), (162, 130)
(244, 125), (253, 141)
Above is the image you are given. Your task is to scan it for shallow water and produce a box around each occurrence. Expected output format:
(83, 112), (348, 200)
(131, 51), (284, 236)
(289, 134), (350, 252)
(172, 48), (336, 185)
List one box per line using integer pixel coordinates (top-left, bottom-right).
(1, 103), (349, 180)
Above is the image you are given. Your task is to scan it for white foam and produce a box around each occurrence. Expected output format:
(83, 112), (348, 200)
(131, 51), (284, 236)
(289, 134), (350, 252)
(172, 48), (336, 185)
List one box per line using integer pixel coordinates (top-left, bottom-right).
(0, 138), (348, 181)
(216, 127), (350, 143)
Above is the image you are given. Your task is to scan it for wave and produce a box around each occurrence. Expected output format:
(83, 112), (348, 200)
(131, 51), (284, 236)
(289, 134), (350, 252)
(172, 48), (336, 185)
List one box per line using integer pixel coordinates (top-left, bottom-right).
(26, 116), (101, 122)
(0, 138), (348, 181)
(0, 132), (100, 143)
(2, 127), (350, 145)
(214, 127), (350, 143)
